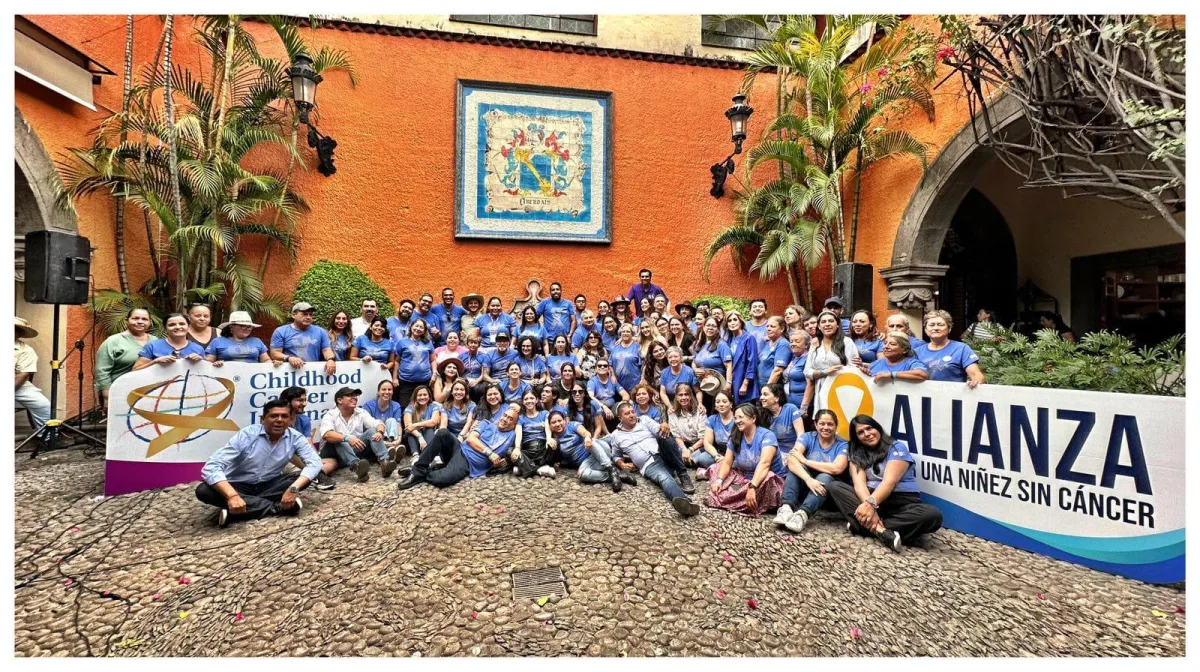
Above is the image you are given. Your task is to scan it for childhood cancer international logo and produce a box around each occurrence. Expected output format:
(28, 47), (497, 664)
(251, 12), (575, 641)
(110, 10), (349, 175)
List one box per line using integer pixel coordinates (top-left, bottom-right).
(125, 371), (239, 457)
(826, 372), (874, 440)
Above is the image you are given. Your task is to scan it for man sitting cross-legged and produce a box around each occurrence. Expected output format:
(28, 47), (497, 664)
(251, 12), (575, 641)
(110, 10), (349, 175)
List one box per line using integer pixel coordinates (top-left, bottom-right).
(317, 386), (396, 483)
(397, 403), (520, 490)
(606, 402), (700, 517)
(195, 398), (320, 527)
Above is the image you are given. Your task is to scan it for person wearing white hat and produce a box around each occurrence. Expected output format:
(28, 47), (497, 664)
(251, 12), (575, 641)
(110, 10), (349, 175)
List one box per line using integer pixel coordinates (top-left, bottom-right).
(15, 317), (51, 429)
(206, 311), (277, 365)
(269, 302), (337, 377)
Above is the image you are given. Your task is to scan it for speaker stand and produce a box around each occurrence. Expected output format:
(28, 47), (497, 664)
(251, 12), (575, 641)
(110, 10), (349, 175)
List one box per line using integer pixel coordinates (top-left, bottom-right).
(15, 304), (104, 458)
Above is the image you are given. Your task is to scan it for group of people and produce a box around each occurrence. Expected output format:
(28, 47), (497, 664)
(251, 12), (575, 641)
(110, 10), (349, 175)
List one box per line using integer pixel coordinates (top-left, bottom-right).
(174, 270), (970, 553)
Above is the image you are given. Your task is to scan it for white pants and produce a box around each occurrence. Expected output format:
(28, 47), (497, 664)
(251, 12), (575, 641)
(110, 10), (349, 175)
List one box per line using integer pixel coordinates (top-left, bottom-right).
(15, 383), (51, 429)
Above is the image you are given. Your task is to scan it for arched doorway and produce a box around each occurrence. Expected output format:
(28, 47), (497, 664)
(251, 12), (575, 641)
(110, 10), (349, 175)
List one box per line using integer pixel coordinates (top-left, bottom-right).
(937, 189), (1018, 331)
(15, 107), (79, 411)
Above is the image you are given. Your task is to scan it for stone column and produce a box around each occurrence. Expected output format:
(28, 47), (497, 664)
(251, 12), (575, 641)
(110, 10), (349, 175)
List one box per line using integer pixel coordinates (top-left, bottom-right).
(879, 263), (948, 339)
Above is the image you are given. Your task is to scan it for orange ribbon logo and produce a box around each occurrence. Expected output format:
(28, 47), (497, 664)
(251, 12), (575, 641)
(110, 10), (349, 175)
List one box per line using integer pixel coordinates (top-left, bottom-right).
(127, 376), (239, 457)
(826, 373), (874, 440)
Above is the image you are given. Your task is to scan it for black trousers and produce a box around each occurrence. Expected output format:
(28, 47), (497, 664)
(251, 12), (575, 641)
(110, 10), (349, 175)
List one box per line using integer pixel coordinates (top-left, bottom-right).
(654, 436), (688, 475)
(403, 427), (438, 457)
(394, 379), (422, 411)
(826, 481), (943, 544)
(195, 473), (296, 524)
(515, 439), (551, 477)
(410, 429), (472, 488)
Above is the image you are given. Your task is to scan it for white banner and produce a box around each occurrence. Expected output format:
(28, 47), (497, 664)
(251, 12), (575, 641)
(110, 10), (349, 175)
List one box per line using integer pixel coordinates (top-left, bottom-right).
(105, 360), (390, 496)
(819, 370), (1184, 583)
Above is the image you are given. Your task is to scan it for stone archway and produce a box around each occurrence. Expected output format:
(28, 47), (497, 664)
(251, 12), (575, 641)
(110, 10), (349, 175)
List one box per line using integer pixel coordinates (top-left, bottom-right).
(880, 95), (1025, 324)
(15, 105), (79, 408)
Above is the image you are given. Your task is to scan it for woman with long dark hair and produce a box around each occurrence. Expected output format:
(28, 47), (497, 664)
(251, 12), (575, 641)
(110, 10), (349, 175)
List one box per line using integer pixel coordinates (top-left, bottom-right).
(704, 403), (785, 516)
(723, 310), (760, 406)
(515, 335), (549, 387)
(1038, 312), (1076, 343)
(546, 335), (576, 383)
(600, 314), (621, 351)
(402, 385), (443, 458)
(759, 383), (804, 458)
(327, 310), (354, 361)
(850, 310), (883, 364)
(515, 305), (546, 354)
(433, 358), (464, 404)
(575, 330), (607, 380)
(692, 317), (734, 408)
(642, 340), (670, 391)
(665, 316), (695, 363)
(440, 379), (477, 443)
(473, 382), (506, 423)
(514, 388), (554, 478)
(826, 415), (943, 551)
(701, 391), (735, 472)
(962, 307), (1000, 341)
(393, 318), (436, 409)
(567, 383), (606, 438)
(774, 408), (849, 533)
(802, 310), (861, 416)
(351, 316), (396, 376)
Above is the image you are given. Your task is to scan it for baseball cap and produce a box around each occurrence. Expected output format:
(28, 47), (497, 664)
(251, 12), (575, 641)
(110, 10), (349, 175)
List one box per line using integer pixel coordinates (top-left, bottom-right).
(495, 331), (511, 341)
(334, 386), (362, 400)
(824, 296), (844, 307)
(292, 301), (315, 313)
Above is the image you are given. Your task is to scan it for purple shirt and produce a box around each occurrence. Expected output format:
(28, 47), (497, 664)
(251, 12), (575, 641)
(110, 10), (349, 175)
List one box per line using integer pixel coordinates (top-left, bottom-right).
(625, 282), (668, 316)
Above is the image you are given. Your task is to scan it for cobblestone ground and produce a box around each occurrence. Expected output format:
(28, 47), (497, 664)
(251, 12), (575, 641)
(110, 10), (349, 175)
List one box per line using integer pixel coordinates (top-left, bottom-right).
(13, 451), (1186, 657)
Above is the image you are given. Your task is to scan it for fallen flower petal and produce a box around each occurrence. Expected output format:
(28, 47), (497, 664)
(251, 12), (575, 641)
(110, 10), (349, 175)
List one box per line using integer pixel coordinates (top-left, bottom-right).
(1036, 593), (1045, 600)
(70, 527), (81, 533)
(1175, 606), (1185, 614)
(850, 626), (862, 640)
(747, 599), (758, 610)
(178, 611), (189, 620)
(152, 593), (163, 600)
(178, 577), (191, 585)
(471, 612), (479, 620)
(496, 506), (505, 513)
(1151, 609), (1169, 619)
(715, 590), (726, 600)
(234, 613), (244, 622)
(62, 578), (73, 586)
(782, 536), (792, 542)
(724, 554), (733, 563)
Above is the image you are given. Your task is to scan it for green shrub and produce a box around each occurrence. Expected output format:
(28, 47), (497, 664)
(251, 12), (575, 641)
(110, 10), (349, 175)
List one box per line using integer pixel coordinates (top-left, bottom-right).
(968, 327), (1185, 396)
(293, 260), (395, 326)
(688, 294), (753, 316)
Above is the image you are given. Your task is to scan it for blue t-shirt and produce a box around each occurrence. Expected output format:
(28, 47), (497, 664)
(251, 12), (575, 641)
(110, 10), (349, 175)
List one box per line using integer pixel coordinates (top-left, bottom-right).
(353, 334), (394, 362)
(515, 324), (545, 351)
(518, 410), (549, 443)
(330, 333), (352, 361)
(915, 341), (980, 383)
(475, 313), (517, 349)
(798, 431), (848, 465)
(394, 338), (435, 383)
(459, 350), (487, 379)
(571, 323), (601, 349)
(869, 357), (929, 376)
(693, 341), (733, 371)
(600, 330), (620, 352)
(361, 399), (404, 424)
(608, 341), (642, 393)
(706, 414), (735, 446)
(659, 365), (698, 398)
(386, 316), (412, 341)
(405, 401), (443, 422)
(854, 337), (884, 363)
(634, 404), (663, 421)
(537, 298), (577, 339)
(555, 421), (589, 467)
(587, 376), (621, 409)
(205, 336), (267, 362)
(769, 403), (802, 455)
(500, 379), (532, 405)
(784, 352), (808, 407)
(485, 347), (520, 377)
(444, 401), (477, 435)
(546, 354), (575, 380)
(744, 321), (769, 349)
(517, 354), (548, 381)
(293, 413), (313, 441)
(270, 324), (331, 361)
(757, 337), (792, 385)
(139, 339), (206, 361)
(865, 439), (919, 493)
(429, 303), (467, 337)
(909, 335), (926, 351)
(463, 420), (516, 478)
(565, 399), (605, 425)
(732, 427), (785, 478)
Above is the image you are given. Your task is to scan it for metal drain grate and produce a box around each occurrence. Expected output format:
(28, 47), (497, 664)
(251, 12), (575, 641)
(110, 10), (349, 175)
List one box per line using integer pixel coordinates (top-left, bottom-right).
(511, 567), (567, 601)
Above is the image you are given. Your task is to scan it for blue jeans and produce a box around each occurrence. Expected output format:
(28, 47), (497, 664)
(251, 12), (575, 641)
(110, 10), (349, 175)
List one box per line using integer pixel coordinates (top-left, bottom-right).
(384, 418), (400, 441)
(15, 384), (51, 429)
(644, 459), (686, 501)
(691, 450), (718, 469)
(782, 470), (835, 515)
(332, 429), (388, 467)
(577, 438), (616, 484)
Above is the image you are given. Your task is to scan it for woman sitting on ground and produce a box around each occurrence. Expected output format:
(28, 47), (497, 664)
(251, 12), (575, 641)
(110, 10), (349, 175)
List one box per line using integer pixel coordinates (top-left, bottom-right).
(546, 410), (620, 491)
(698, 391), (734, 478)
(433, 357), (464, 404)
(206, 311), (275, 365)
(351, 317), (396, 376)
(773, 409), (849, 534)
(631, 383), (666, 424)
(514, 389), (554, 478)
(402, 385), (443, 458)
(500, 361), (532, 405)
(327, 310), (354, 361)
(473, 382), (506, 423)
(667, 383), (708, 478)
(362, 379), (405, 461)
(440, 379), (477, 443)
(566, 384), (606, 437)
(867, 332), (930, 385)
(826, 414), (943, 551)
(133, 313), (205, 370)
(917, 310), (985, 388)
(759, 383), (804, 459)
(705, 403), (785, 516)
(586, 358), (627, 428)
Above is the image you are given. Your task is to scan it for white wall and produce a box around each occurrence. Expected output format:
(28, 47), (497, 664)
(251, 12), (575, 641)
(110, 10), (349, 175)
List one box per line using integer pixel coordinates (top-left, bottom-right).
(972, 159), (1184, 325)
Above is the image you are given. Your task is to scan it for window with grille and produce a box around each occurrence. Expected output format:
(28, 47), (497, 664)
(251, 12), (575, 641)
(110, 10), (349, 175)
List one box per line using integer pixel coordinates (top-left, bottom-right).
(701, 16), (781, 51)
(450, 15), (597, 36)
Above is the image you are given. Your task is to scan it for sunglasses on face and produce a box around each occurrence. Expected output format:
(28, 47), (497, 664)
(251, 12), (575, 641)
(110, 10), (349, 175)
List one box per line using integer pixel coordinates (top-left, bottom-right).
(572, 390), (585, 395)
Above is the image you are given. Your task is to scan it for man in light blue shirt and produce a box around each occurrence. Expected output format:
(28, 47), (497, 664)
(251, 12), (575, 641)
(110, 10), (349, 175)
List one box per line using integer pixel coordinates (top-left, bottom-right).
(269, 302), (337, 376)
(196, 399), (320, 527)
(429, 287), (467, 342)
(537, 282), (577, 342)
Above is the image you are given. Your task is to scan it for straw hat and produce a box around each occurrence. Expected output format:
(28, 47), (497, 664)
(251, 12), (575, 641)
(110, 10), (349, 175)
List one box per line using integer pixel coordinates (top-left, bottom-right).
(16, 316), (38, 340)
(437, 356), (465, 377)
(696, 368), (727, 395)
(460, 293), (485, 309)
(217, 310), (261, 330)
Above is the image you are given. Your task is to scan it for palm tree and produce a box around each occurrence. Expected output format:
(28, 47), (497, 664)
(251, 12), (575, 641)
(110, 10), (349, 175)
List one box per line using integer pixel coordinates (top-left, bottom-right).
(55, 15), (355, 335)
(704, 15), (937, 302)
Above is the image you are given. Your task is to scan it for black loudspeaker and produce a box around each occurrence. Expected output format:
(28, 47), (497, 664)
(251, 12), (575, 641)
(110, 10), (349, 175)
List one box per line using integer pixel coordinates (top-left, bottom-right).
(23, 231), (92, 305)
(834, 262), (873, 314)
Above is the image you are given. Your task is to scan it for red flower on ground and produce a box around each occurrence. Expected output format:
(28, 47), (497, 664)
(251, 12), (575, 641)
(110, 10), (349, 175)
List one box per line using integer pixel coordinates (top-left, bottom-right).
(234, 613), (244, 622)
(850, 626), (862, 640)
(747, 599), (759, 610)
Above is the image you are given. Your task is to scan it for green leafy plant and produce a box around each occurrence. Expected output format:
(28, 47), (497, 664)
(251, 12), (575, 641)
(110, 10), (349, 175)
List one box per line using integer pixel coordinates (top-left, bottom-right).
(687, 295), (753, 316)
(293, 260), (394, 327)
(968, 327), (1185, 396)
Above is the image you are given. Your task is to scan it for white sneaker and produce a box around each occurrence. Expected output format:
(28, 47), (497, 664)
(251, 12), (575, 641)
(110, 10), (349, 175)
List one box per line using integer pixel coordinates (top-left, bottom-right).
(512, 466), (520, 475)
(537, 465), (556, 478)
(784, 509), (809, 533)
(695, 467), (708, 481)
(773, 504), (794, 527)
(432, 456), (444, 468)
